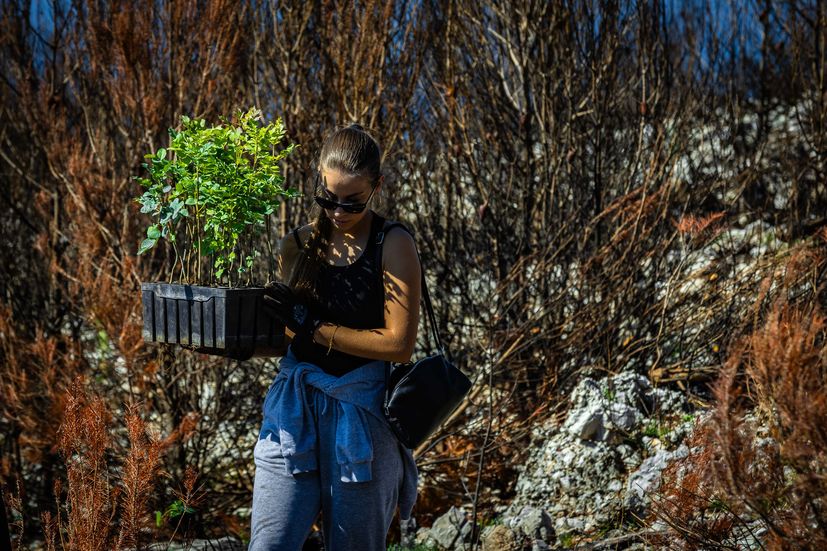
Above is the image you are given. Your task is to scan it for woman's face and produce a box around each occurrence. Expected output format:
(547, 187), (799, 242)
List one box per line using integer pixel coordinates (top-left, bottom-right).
(318, 167), (380, 233)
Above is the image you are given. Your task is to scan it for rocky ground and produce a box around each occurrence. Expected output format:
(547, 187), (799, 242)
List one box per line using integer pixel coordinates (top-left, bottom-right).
(407, 199), (800, 550)
(412, 371), (694, 550)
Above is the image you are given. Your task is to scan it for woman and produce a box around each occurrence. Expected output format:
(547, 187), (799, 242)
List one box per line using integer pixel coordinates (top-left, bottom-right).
(249, 124), (421, 550)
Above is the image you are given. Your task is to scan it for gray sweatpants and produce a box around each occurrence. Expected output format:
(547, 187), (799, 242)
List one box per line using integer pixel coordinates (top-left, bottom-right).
(248, 385), (404, 551)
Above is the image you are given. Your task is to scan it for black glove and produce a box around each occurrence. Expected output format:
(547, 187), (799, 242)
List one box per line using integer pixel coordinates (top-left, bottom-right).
(262, 281), (322, 339)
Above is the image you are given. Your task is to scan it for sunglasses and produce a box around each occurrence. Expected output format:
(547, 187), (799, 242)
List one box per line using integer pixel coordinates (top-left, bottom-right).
(313, 177), (377, 214)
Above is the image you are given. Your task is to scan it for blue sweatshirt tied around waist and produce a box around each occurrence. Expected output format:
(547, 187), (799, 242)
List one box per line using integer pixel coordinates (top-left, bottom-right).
(258, 348), (418, 520)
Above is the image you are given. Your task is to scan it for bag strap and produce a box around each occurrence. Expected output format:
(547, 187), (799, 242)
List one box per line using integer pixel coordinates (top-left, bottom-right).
(292, 227), (303, 250)
(375, 220), (446, 358)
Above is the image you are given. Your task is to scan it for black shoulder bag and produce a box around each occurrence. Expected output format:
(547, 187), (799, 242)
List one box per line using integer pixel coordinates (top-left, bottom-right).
(375, 221), (473, 449)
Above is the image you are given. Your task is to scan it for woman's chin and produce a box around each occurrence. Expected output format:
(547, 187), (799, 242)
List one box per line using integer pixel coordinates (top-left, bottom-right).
(331, 218), (351, 230)
(329, 211), (371, 233)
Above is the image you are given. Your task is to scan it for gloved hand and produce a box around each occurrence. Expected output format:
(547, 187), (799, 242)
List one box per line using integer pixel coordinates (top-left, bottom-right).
(262, 281), (323, 339)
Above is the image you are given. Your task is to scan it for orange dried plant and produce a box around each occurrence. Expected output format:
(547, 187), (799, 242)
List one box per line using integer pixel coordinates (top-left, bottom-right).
(649, 299), (827, 549)
(40, 379), (197, 550)
(674, 212), (727, 238)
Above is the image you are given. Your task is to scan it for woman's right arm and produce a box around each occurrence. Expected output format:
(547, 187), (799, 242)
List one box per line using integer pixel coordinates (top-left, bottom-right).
(276, 223), (315, 282)
(276, 231), (300, 284)
(272, 225), (312, 344)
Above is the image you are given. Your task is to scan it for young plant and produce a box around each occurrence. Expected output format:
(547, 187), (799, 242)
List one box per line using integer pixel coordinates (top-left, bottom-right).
(134, 107), (299, 286)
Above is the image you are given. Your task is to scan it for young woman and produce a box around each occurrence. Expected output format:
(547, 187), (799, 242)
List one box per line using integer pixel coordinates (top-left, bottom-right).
(249, 124), (421, 550)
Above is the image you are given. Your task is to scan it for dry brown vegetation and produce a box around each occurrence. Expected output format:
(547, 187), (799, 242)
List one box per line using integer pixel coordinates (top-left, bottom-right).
(34, 376), (197, 551)
(648, 279), (827, 549)
(1, 0), (826, 548)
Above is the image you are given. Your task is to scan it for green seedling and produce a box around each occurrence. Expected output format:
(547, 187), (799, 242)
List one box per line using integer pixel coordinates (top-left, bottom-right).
(154, 499), (196, 527)
(134, 107), (299, 286)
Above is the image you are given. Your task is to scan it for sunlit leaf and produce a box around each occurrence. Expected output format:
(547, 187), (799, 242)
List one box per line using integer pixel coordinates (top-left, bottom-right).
(137, 238), (156, 255)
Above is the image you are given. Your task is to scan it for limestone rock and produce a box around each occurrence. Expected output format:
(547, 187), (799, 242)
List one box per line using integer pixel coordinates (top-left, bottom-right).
(509, 506), (554, 542)
(507, 369), (690, 541)
(399, 517), (418, 549)
(481, 524), (520, 551)
(624, 444), (689, 512)
(424, 506), (474, 550)
(415, 527), (439, 549)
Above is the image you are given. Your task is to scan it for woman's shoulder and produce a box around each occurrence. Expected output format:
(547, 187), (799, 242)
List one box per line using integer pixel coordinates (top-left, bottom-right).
(276, 223), (314, 282)
(380, 220), (418, 267)
(379, 217), (415, 240)
(279, 223), (314, 251)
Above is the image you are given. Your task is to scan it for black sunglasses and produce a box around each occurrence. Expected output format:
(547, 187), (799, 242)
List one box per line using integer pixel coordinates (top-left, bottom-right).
(313, 177), (377, 214)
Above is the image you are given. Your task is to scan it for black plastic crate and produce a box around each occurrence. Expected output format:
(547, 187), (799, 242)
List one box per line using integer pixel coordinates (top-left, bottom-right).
(141, 283), (284, 360)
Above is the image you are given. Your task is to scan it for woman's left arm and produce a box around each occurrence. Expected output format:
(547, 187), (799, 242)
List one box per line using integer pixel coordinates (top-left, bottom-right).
(312, 229), (422, 363)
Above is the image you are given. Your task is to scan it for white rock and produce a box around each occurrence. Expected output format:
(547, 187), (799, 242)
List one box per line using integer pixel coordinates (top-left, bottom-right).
(624, 444), (689, 512)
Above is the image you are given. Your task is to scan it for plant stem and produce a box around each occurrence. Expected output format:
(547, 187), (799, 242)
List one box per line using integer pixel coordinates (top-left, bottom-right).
(171, 239), (182, 283)
(185, 223), (192, 284)
(266, 214), (276, 282)
(197, 205), (202, 285)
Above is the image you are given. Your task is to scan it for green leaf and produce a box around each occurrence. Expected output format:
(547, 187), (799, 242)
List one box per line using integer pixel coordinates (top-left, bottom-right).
(159, 205), (174, 224)
(138, 238), (157, 255)
(157, 148), (167, 160)
(167, 500), (186, 518)
(170, 198), (185, 218)
(155, 510), (163, 527)
(139, 194), (158, 213)
(147, 225), (161, 239)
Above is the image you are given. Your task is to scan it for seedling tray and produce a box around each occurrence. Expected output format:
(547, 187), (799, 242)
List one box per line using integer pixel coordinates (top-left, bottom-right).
(141, 282), (284, 360)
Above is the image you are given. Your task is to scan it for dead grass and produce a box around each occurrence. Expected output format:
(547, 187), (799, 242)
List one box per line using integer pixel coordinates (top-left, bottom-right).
(648, 298), (827, 550)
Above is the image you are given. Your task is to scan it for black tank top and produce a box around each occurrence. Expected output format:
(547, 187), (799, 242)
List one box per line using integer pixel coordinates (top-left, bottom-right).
(290, 212), (386, 376)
